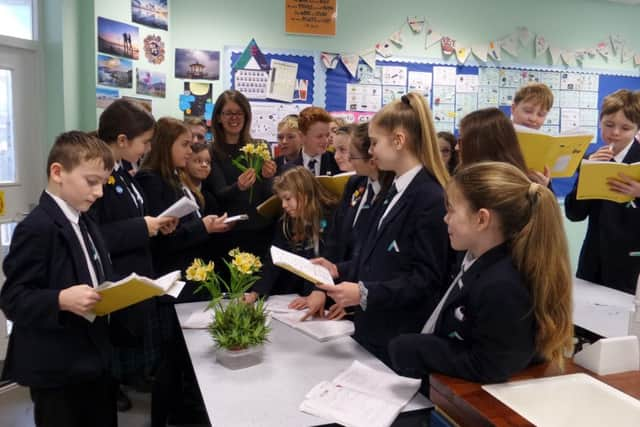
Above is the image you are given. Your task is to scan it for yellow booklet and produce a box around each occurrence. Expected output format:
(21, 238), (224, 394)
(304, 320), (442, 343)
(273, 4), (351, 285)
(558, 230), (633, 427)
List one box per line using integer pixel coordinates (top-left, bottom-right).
(576, 160), (640, 203)
(515, 125), (594, 178)
(256, 195), (282, 218)
(92, 270), (183, 317)
(316, 171), (356, 197)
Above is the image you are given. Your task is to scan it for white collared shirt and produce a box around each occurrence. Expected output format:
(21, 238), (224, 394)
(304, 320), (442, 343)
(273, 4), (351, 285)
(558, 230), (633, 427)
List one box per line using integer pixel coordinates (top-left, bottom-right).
(613, 138), (636, 163)
(302, 151), (322, 176)
(114, 162), (143, 209)
(378, 164), (422, 228)
(46, 190), (99, 287)
(353, 178), (381, 226)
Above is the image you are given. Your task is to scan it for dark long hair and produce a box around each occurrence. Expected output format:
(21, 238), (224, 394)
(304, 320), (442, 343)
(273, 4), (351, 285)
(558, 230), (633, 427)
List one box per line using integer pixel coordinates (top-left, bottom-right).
(98, 99), (156, 144)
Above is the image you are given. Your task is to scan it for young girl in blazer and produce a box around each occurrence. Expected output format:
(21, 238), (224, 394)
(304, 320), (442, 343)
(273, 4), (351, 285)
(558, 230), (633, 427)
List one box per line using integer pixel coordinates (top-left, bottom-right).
(565, 89), (640, 293)
(314, 92), (452, 365)
(389, 161), (573, 386)
(244, 166), (338, 312)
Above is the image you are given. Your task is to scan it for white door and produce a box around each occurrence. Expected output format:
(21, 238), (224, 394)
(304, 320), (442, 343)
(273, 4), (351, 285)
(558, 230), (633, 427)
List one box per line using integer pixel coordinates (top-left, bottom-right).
(0, 38), (44, 364)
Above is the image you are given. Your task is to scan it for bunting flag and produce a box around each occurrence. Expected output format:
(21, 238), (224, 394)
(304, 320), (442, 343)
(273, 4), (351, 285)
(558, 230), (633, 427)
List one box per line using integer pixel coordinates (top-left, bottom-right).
(549, 46), (562, 65)
(455, 46), (471, 64)
(441, 37), (456, 56)
(407, 16), (425, 33)
(635, 54), (640, 66)
(488, 40), (501, 60)
(621, 45), (634, 63)
(320, 52), (340, 69)
(574, 49), (587, 63)
(596, 41), (611, 60)
(472, 44), (488, 62)
(517, 27), (531, 45)
(610, 33), (625, 55)
(425, 28), (442, 49)
(390, 30), (403, 46)
(359, 48), (376, 69)
(375, 40), (393, 57)
(340, 53), (360, 78)
(500, 33), (519, 57)
(561, 50), (577, 67)
(233, 38), (268, 70)
(586, 48), (597, 57)
(535, 35), (549, 57)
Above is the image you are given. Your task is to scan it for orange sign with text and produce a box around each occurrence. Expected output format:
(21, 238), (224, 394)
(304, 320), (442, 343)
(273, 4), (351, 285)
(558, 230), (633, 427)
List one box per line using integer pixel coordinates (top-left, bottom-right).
(285, 0), (336, 36)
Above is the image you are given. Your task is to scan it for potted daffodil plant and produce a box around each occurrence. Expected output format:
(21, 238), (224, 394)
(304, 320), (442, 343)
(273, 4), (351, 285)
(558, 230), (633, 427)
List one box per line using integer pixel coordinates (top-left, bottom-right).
(186, 248), (270, 369)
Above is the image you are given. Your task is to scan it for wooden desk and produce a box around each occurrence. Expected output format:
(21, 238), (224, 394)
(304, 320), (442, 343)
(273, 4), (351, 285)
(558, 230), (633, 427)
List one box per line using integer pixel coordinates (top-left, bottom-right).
(429, 361), (640, 426)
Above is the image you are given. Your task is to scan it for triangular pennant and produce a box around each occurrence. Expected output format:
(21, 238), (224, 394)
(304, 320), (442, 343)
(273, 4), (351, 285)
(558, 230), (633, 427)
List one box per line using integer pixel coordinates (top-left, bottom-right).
(441, 37), (456, 56)
(517, 27), (531, 45)
(549, 46), (562, 65)
(610, 33), (625, 55)
(472, 44), (488, 62)
(535, 35), (549, 57)
(596, 41), (611, 60)
(500, 33), (519, 57)
(561, 50), (577, 67)
(320, 52), (340, 69)
(233, 38), (269, 70)
(635, 54), (640, 66)
(586, 48), (597, 57)
(488, 40), (501, 60)
(390, 30), (403, 46)
(375, 40), (393, 57)
(340, 53), (360, 78)
(407, 16), (425, 33)
(455, 46), (471, 64)
(425, 28), (442, 49)
(574, 49), (587, 63)
(622, 45), (634, 63)
(359, 48), (376, 69)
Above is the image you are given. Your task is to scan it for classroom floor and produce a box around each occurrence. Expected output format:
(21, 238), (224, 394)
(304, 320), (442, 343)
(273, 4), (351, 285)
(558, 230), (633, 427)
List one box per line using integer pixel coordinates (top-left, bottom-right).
(0, 383), (152, 427)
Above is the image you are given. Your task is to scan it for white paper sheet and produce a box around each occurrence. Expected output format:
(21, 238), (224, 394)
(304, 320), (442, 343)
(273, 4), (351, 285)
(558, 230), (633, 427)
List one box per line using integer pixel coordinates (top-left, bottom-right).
(159, 196), (199, 218)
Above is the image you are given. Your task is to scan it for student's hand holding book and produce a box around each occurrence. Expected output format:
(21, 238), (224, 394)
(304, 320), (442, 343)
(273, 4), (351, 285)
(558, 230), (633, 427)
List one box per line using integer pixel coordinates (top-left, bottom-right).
(144, 216), (178, 237)
(59, 285), (102, 317)
(202, 213), (232, 233)
(608, 172), (640, 199)
(310, 257), (339, 279)
(316, 282), (361, 308)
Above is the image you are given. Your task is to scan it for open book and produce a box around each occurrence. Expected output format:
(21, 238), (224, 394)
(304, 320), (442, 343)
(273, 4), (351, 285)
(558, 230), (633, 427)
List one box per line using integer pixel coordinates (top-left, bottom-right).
(300, 360), (421, 427)
(89, 270), (184, 320)
(316, 171), (356, 198)
(270, 245), (334, 285)
(266, 294), (354, 342)
(159, 196), (199, 218)
(577, 160), (640, 203)
(515, 125), (594, 178)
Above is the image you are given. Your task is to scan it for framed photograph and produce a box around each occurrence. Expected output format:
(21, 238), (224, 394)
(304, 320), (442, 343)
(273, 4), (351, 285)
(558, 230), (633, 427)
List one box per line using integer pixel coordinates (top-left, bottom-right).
(175, 48), (220, 80)
(96, 87), (119, 109)
(97, 54), (133, 88)
(97, 17), (140, 60)
(136, 69), (166, 98)
(132, 0), (168, 31)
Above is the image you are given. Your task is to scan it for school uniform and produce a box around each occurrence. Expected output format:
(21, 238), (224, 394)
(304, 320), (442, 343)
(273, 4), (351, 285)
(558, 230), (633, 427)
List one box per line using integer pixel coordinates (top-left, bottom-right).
(0, 191), (116, 427)
(565, 139), (640, 294)
(275, 153), (299, 175)
(388, 244), (537, 386)
(253, 208), (337, 297)
(283, 151), (341, 176)
(351, 166), (450, 365)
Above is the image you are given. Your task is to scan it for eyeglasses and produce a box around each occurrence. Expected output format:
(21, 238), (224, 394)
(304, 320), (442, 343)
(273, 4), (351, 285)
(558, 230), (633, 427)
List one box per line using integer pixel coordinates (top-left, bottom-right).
(221, 111), (245, 118)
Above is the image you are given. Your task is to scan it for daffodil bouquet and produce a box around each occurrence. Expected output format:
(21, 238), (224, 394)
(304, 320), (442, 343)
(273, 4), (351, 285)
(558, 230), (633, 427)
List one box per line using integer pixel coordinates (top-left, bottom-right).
(186, 249), (270, 351)
(232, 141), (271, 202)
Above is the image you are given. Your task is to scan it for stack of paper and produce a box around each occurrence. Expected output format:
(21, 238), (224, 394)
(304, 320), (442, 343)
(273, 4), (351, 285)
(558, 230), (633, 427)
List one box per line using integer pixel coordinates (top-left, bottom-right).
(266, 294), (354, 342)
(300, 361), (421, 427)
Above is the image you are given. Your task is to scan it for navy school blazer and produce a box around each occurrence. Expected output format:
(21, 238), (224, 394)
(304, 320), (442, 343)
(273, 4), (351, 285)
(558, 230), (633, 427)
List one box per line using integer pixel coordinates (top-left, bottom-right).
(282, 151), (341, 177)
(388, 243), (536, 385)
(565, 139), (640, 294)
(351, 168), (451, 364)
(0, 192), (114, 387)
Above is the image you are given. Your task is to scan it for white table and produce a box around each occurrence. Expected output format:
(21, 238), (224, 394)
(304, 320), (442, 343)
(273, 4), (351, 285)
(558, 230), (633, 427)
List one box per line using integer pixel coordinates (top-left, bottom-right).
(175, 302), (433, 427)
(573, 277), (635, 338)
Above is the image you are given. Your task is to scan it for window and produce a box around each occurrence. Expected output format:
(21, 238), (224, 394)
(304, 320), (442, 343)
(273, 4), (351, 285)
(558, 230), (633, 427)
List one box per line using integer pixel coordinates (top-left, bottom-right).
(0, 0), (35, 40)
(0, 69), (14, 183)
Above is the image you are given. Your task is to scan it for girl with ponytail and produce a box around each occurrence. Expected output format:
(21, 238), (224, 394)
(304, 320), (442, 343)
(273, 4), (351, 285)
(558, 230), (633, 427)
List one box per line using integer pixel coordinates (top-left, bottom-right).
(389, 161), (573, 385)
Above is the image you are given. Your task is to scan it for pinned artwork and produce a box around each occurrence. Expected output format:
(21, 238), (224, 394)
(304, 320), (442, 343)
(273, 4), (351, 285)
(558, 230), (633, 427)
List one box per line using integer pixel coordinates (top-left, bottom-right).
(267, 59), (299, 102)
(357, 64), (382, 85)
(635, 54), (640, 66)
(425, 29), (442, 49)
(535, 35), (549, 57)
(440, 37), (456, 56)
(122, 96), (152, 113)
(136, 69), (166, 98)
(455, 47), (471, 64)
(610, 33), (625, 55)
(390, 30), (403, 46)
(97, 17), (140, 60)
(375, 40), (393, 58)
(175, 48), (220, 80)
(143, 35), (165, 64)
(359, 49), (376, 69)
(132, 0), (168, 31)
(232, 39), (270, 99)
(293, 79), (308, 102)
(321, 52), (340, 69)
(407, 16), (425, 33)
(182, 82), (213, 121)
(341, 54), (360, 78)
(472, 44), (488, 62)
(488, 41), (501, 61)
(97, 54), (133, 88)
(96, 87), (119, 109)
(596, 41), (611, 60)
